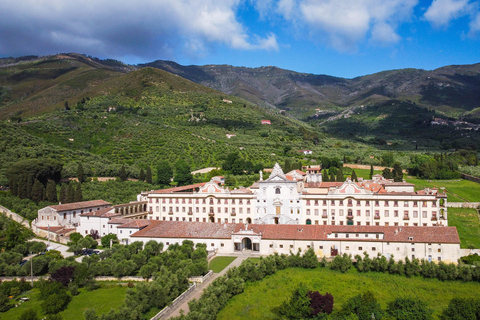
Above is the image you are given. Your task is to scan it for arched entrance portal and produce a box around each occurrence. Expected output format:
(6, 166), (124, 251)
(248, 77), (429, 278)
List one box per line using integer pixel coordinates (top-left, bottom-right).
(209, 216), (215, 223)
(246, 218), (252, 224)
(242, 237), (252, 250)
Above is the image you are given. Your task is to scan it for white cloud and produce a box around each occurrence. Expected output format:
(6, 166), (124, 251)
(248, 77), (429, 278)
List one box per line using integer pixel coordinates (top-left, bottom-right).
(424, 0), (470, 28)
(469, 11), (480, 35)
(275, 0), (417, 51)
(0, 0), (278, 62)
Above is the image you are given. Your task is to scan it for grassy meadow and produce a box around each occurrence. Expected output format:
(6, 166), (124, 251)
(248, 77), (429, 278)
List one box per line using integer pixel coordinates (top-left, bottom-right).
(405, 177), (480, 202)
(217, 267), (480, 320)
(209, 256), (237, 273)
(448, 207), (480, 248)
(3, 285), (127, 320)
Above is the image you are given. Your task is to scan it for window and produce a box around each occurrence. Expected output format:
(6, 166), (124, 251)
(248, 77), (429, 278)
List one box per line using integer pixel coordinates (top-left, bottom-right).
(319, 246), (323, 249)
(412, 248), (415, 252)
(335, 234), (338, 238)
(438, 248), (442, 253)
(359, 246), (363, 251)
(384, 210), (389, 217)
(221, 243), (224, 247)
(346, 246), (350, 250)
(356, 210), (361, 216)
(211, 243), (215, 246)
(339, 209), (344, 216)
(314, 209), (319, 216)
(385, 201), (389, 207)
(275, 188), (281, 194)
(404, 201), (409, 207)
(366, 210), (370, 217)
(307, 209), (311, 215)
(366, 200), (370, 206)
(280, 244), (283, 248)
(375, 201), (379, 207)
(331, 200), (335, 205)
(357, 200), (361, 206)
(422, 211), (427, 218)
(372, 247), (376, 251)
(394, 210), (399, 217)
(340, 200), (344, 206)
(307, 200), (311, 205)
(290, 245), (294, 248)
(413, 211), (418, 218)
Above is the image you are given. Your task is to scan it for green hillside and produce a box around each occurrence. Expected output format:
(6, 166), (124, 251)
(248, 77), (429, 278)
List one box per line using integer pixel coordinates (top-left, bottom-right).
(0, 56), (328, 185)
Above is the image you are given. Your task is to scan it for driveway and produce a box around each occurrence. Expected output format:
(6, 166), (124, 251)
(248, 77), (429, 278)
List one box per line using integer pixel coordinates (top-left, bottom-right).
(28, 238), (73, 258)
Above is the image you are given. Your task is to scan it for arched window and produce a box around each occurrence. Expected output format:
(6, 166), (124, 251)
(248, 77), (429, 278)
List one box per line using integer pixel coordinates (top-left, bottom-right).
(275, 187), (281, 194)
(306, 219), (312, 225)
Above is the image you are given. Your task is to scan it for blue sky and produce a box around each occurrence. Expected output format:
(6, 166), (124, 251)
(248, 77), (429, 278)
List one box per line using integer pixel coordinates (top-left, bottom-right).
(1, 0), (479, 78)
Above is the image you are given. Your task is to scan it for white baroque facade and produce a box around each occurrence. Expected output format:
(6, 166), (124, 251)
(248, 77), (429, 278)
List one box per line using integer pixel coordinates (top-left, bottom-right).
(137, 163), (448, 228)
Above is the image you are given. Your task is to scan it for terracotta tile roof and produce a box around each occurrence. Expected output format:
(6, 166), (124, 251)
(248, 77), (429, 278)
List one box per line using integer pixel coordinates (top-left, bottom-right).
(117, 220), (151, 229)
(80, 207), (115, 217)
(151, 183), (207, 194)
(131, 221), (237, 239)
(305, 182), (343, 188)
(108, 218), (131, 225)
(49, 200), (111, 212)
(37, 226), (76, 235)
(129, 222), (460, 244)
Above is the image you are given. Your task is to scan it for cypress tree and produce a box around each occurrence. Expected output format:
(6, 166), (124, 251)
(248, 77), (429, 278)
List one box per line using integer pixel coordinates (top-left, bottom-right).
(369, 164), (374, 180)
(146, 167), (152, 184)
(329, 172), (336, 182)
(74, 183), (83, 202)
(351, 170), (358, 182)
(77, 163), (85, 183)
(10, 177), (18, 197)
(66, 183), (75, 203)
(336, 168), (345, 182)
(322, 169), (329, 182)
(119, 165), (127, 182)
(31, 179), (45, 203)
(393, 163), (403, 182)
(139, 168), (145, 182)
(60, 184), (67, 204)
(26, 173), (35, 200)
(46, 180), (58, 203)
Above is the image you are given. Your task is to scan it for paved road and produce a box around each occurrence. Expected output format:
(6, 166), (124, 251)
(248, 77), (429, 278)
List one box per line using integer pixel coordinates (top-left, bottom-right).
(28, 238), (73, 258)
(167, 253), (252, 319)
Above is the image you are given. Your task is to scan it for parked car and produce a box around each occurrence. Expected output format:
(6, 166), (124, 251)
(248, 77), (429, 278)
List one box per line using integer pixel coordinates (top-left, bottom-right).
(19, 259), (28, 266)
(83, 249), (100, 256)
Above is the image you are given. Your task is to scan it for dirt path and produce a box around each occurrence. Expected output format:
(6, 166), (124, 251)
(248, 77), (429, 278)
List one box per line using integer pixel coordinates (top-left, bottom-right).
(166, 253), (252, 319)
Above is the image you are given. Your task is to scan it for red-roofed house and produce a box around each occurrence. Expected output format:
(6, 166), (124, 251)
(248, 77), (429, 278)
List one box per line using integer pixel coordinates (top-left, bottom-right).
(35, 200), (111, 228)
(125, 221), (461, 263)
(261, 120), (271, 125)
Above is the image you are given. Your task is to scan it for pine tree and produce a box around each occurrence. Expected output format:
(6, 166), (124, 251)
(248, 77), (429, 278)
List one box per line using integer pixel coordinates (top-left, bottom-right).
(139, 168), (145, 182)
(60, 184), (67, 204)
(369, 164), (374, 180)
(74, 183), (83, 202)
(46, 180), (58, 203)
(77, 163), (85, 183)
(336, 168), (345, 182)
(66, 183), (75, 203)
(146, 167), (152, 184)
(351, 170), (358, 182)
(119, 165), (127, 182)
(31, 179), (45, 203)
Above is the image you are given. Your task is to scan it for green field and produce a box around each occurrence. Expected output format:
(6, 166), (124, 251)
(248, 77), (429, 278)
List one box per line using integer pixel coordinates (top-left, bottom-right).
(2, 285), (127, 320)
(209, 256), (237, 273)
(406, 177), (480, 202)
(448, 207), (480, 248)
(217, 267), (480, 320)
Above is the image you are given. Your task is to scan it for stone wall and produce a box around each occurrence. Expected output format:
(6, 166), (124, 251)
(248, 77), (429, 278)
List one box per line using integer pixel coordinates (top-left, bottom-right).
(447, 202), (480, 208)
(0, 205), (30, 228)
(150, 284), (197, 320)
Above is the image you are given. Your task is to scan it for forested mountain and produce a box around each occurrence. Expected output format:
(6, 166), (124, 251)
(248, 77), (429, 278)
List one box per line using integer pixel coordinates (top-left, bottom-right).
(0, 54), (324, 186)
(1, 53), (480, 187)
(142, 60), (480, 119)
